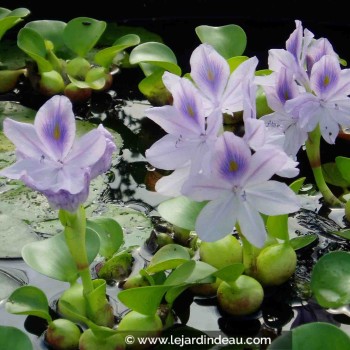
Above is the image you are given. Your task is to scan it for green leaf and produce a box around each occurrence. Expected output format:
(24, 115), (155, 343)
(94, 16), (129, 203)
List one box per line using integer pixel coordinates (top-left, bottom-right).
(290, 234), (318, 250)
(146, 244), (191, 273)
(227, 56), (248, 72)
(118, 285), (170, 315)
(195, 24), (247, 58)
(164, 260), (196, 286)
(185, 261), (217, 284)
(323, 162), (349, 188)
(87, 217), (123, 259)
(130, 42), (181, 76)
(214, 263), (245, 283)
(157, 196), (207, 231)
(289, 177), (306, 193)
(6, 285), (52, 322)
(0, 326), (33, 350)
(94, 34), (140, 68)
(0, 40), (27, 70)
(256, 85), (273, 117)
(331, 229), (350, 240)
(63, 17), (106, 57)
(335, 156), (350, 184)
(293, 322), (350, 350)
(22, 229), (100, 283)
(0, 8), (30, 40)
(266, 214), (289, 241)
(17, 27), (52, 72)
(25, 20), (66, 52)
(311, 251), (350, 308)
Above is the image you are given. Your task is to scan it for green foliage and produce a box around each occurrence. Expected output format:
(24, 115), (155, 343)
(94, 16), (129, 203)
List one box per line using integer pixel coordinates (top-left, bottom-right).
(0, 7), (30, 40)
(0, 326), (33, 350)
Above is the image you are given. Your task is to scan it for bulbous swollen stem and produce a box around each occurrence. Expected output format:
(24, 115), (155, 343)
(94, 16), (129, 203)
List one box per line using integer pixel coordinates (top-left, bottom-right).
(59, 206), (94, 295)
(305, 126), (343, 207)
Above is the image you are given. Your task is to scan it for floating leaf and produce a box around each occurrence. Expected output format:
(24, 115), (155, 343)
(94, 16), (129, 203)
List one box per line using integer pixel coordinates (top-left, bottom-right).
(22, 230), (100, 283)
(333, 157), (350, 185)
(6, 285), (52, 322)
(17, 27), (52, 72)
(0, 7), (30, 40)
(290, 234), (318, 251)
(0, 326), (33, 350)
(267, 214), (289, 241)
(195, 24), (247, 58)
(63, 17), (106, 57)
(157, 196), (207, 231)
(130, 42), (181, 76)
(95, 34), (140, 68)
(118, 285), (170, 315)
(227, 56), (248, 72)
(311, 251), (350, 308)
(331, 229), (350, 240)
(214, 263), (245, 283)
(164, 260), (196, 286)
(0, 267), (28, 302)
(87, 217), (123, 259)
(146, 244), (191, 273)
(0, 40), (27, 69)
(289, 177), (306, 194)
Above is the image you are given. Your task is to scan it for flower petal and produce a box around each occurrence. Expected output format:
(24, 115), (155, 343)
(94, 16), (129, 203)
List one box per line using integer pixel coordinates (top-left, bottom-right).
(246, 180), (300, 215)
(286, 20), (303, 62)
(155, 167), (190, 197)
(145, 134), (193, 170)
(283, 124), (308, 157)
(34, 95), (76, 161)
(243, 118), (266, 150)
(319, 109), (340, 144)
(237, 202), (266, 248)
(190, 43), (230, 107)
(3, 118), (46, 159)
(162, 71), (181, 93)
(195, 193), (238, 242)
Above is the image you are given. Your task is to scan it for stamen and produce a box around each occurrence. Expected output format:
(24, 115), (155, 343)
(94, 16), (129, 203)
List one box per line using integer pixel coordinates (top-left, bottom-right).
(53, 124), (61, 140)
(229, 160), (239, 172)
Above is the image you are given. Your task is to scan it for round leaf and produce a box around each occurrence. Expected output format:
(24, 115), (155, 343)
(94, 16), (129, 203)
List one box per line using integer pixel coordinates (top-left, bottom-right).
(0, 8), (30, 40)
(129, 42), (181, 76)
(311, 251), (350, 308)
(157, 196), (207, 231)
(290, 235), (318, 251)
(6, 285), (52, 322)
(164, 260), (196, 286)
(87, 217), (123, 259)
(118, 285), (170, 315)
(0, 326), (33, 350)
(195, 24), (247, 58)
(146, 244), (191, 273)
(22, 230), (100, 283)
(293, 322), (350, 350)
(63, 17), (106, 57)
(94, 34), (140, 68)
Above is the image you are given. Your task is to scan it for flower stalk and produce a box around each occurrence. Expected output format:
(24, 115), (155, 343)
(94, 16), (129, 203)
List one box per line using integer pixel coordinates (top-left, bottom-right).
(305, 126), (343, 207)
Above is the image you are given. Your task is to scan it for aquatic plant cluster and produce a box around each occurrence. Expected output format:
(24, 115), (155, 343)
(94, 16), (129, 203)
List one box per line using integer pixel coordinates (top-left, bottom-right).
(1, 6), (350, 350)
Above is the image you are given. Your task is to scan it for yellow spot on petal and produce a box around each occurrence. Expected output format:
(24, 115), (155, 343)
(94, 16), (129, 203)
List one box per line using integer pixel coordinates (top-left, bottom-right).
(323, 75), (330, 87)
(207, 69), (214, 81)
(187, 105), (195, 117)
(229, 160), (239, 172)
(53, 124), (60, 140)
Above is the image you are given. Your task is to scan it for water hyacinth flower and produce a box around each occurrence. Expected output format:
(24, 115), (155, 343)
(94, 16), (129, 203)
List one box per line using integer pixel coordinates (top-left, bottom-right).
(0, 95), (116, 212)
(182, 132), (300, 247)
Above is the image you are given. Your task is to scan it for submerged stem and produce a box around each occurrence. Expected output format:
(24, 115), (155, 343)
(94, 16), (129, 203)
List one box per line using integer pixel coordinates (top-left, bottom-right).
(305, 126), (343, 207)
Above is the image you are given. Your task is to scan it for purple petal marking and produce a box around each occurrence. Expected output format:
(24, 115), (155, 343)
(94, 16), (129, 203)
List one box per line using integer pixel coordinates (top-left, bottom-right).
(306, 38), (336, 73)
(214, 132), (251, 184)
(310, 55), (340, 99)
(2, 118), (46, 159)
(276, 68), (299, 104)
(286, 20), (303, 62)
(34, 95), (76, 161)
(190, 43), (230, 105)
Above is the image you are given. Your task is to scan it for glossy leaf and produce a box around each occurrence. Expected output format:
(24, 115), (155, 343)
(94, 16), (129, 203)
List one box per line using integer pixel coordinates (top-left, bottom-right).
(130, 42), (181, 76)
(331, 229), (350, 240)
(289, 177), (306, 194)
(146, 244), (191, 273)
(25, 20), (66, 51)
(94, 34), (140, 68)
(227, 56), (249, 72)
(311, 251), (350, 308)
(266, 214), (289, 241)
(256, 85), (273, 117)
(195, 24), (247, 58)
(322, 162), (348, 188)
(290, 234), (318, 250)
(157, 196), (207, 231)
(164, 260), (196, 286)
(63, 17), (106, 57)
(0, 7), (30, 40)
(334, 157), (350, 185)
(17, 27), (52, 72)
(22, 229), (100, 283)
(118, 285), (170, 315)
(292, 322), (350, 350)
(0, 326), (33, 350)
(6, 285), (52, 322)
(214, 263), (245, 283)
(87, 217), (123, 259)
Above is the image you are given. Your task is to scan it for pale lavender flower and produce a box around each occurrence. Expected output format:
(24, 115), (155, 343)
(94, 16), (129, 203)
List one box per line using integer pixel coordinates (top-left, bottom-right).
(182, 132), (300, 247)
(189, 43), (258, 116)
(0, 95), (116, 212)
(286, 55), (350, 144)
(145, 75), (222, 177)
